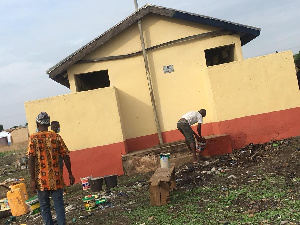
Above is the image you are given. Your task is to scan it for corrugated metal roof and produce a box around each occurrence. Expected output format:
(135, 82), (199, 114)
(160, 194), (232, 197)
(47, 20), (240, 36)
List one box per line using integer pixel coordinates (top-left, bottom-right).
(47, 4), (260, 86)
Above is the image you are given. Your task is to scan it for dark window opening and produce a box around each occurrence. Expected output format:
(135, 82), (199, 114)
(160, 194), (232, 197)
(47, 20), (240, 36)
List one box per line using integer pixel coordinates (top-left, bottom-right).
(205, 44), (235, 67)
(75, 70), (110, 92)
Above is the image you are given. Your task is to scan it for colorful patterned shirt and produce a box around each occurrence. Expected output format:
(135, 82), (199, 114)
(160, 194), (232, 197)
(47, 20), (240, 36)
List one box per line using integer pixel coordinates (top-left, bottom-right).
(27, 131), (70, 191)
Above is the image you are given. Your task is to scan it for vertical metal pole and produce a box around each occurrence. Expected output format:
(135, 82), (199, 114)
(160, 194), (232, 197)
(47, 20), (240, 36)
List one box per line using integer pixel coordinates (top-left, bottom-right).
(133, 0), (163, 145)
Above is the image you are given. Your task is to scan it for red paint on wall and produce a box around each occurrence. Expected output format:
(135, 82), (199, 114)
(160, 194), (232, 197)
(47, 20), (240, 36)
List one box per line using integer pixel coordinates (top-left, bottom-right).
(201, 134), (232, 156)
(215, 107), (300, 149)
(129, 107), (300, 151)
(161, 129), (183, 143)
(64, 107), (300, 184)
(125, 133), (160, 152)
(63, 142), (126, 184)
(162, 121), (221, 144)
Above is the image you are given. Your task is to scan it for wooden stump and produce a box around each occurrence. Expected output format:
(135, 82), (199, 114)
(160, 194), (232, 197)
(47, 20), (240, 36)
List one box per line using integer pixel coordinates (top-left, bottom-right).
(149, 166), (176, 206)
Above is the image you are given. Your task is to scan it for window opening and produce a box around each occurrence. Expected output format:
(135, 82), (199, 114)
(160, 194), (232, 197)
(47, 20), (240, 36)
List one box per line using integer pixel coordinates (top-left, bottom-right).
(75, 70), (110, 92)
(205, 44), (235, 67)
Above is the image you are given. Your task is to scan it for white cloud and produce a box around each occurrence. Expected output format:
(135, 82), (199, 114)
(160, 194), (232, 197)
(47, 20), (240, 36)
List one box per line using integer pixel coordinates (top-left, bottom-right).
(0, 61), (69, 128)
(0, 0), (299, 128)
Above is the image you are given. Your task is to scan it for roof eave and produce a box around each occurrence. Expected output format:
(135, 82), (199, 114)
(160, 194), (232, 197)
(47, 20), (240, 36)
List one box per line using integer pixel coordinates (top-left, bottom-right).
(47, 4), (261, 84)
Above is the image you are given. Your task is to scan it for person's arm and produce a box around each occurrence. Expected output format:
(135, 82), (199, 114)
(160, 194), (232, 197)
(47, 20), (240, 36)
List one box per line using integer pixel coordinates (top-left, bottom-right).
(197, 123), (205, 142)
(193, 130), (199, 139)
(27, 136), (37, 192)
(63, 155), (75, 185)
(197, 123), (202, 137)
(57, 133), (75, 185)
(28, 155), (36, 191)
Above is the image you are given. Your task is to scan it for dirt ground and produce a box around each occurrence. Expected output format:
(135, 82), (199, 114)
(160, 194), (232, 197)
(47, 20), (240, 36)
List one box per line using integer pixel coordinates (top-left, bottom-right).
(0, 136), (299, 224)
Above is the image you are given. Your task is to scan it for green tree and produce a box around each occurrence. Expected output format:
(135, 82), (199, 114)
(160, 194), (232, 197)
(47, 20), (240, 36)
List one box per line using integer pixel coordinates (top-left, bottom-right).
(294, 51), (300, 61)
(0, 124), (3, 132)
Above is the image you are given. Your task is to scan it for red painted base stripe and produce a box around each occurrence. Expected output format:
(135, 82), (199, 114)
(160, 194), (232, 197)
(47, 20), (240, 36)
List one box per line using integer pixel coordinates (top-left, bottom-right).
(125, 133), (160, 152)
(215, 107), (300, 149)
(129, 107), (300, 151)
(64, 107), (300, 184)
(202, 134), (232, 156)
(63, 142), (126, 184)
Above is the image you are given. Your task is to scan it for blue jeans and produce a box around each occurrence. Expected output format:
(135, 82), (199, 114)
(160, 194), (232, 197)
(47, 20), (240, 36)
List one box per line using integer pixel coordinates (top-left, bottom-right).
(37, 189), (65, 225)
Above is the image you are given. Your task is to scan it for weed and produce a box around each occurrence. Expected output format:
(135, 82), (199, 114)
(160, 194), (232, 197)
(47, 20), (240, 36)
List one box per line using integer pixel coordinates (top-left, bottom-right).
(120, 174), (300, 224)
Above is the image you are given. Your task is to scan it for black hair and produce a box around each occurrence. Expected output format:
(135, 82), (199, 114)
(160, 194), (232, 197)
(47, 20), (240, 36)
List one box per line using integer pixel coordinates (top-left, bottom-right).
(51, 121), (60, 125)
(199, 109), (206, 116)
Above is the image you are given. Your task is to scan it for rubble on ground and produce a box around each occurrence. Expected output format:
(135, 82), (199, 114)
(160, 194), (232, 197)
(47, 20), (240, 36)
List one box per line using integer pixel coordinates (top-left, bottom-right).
(0, 137), (299, 224)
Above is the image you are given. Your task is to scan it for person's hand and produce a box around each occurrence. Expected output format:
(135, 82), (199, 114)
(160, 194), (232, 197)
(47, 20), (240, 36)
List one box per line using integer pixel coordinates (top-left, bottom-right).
(196, 136), (202, 142)
(69, 174), (75, 185)
(30, 180), (36, 192)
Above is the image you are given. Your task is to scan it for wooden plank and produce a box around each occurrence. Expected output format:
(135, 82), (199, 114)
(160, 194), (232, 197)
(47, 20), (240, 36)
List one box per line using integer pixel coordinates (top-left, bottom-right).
(149, 184), (161, 206)
(170, 168), (176, 190)
(149, 166), (176, 206)
(149, 166), (175, 184)
(159, 182), (170, 205)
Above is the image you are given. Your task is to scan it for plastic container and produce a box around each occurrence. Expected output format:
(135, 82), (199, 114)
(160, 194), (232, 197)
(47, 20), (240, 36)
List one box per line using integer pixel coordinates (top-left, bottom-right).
(160, 153), (170, 168)
(25, 196), (40, 215)
(0, 198), (11, 219)
(82, 195), (96, 211)
(0, 198), (10, 210)
(104, 175), (118, 191)
(6, 188), (29, 216)
(88, 177), (104, 192)
(0, 209), (11, 219)
(196, 141), (206, 152)
(95, 198), (107, 205)
(11, 183), (28, 200)
(80, 176), (91, 190)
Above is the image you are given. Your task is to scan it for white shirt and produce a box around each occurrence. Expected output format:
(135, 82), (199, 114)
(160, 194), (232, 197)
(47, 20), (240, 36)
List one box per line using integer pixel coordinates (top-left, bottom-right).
(181, 111), (203, 125)
(0, 131), (11, 143)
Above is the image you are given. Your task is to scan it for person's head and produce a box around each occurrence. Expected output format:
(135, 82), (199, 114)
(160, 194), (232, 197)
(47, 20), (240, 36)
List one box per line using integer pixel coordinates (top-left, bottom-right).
(51, 121), (60, 133)
(199, 109), (206, 117)
(36, 112), (50, 132)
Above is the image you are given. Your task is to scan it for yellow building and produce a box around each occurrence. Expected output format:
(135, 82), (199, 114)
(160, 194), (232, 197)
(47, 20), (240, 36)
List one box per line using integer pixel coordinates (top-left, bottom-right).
(24, 5), (300, 181)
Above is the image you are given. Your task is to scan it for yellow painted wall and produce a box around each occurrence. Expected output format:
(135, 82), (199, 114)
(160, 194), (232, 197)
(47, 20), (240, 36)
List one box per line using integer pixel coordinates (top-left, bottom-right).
(85, 24), (142, 60)
(67, 14), (244, 139)
(142, 14), (219, 48)
(148, 34), (243, 132)
(208, 50), (300, 121)
(27, 13), (297, 153)
(68, 57), (158, 140)
(24, 87), (124, 151)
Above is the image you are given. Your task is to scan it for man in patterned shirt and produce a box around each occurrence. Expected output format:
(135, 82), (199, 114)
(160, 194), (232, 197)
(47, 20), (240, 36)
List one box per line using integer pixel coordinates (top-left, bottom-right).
(28, 112), (75, 225)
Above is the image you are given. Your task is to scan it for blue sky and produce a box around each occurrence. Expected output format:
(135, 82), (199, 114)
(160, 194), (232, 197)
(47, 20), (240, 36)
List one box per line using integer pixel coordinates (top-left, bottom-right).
(0, 0), (299, 129)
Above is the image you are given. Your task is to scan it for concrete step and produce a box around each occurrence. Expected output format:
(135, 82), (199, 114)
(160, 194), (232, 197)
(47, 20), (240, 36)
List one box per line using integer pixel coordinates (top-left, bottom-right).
(202, 134), (232, 156)
(122, 134), (232, 175)
(122, 141), (191, 175)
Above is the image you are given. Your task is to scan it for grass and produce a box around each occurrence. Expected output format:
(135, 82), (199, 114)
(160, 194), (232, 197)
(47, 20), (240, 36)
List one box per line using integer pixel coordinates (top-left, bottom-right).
(0, 149), (26, 157)
(118, 174), (300, 225)
(1, 142), (299, 225)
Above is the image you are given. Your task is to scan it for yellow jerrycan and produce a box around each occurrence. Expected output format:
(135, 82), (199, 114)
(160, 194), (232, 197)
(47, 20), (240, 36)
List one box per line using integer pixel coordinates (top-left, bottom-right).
(11, 183), (28, 200)
(7, 188), (29, 216)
